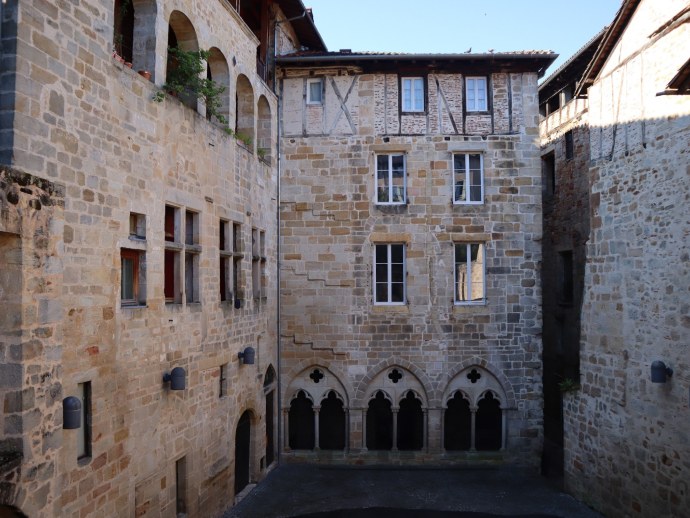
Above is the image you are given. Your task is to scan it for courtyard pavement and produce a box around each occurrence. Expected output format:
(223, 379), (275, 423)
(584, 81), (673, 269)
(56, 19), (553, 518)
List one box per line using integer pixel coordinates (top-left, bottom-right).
(223, 464), (602, 518)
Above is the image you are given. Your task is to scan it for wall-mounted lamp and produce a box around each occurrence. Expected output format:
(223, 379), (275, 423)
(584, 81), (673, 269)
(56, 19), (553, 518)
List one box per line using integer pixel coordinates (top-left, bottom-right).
(238, 347), (255, 365)
(63, 396), (82, 429)
(163, 367), (186, 390)
(234, 298), (242, 309)
(651, 361), (673, 383)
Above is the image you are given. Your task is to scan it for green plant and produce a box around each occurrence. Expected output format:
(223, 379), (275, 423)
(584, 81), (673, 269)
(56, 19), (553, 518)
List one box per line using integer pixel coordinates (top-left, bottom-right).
(153, 47), (231, 130)
(257, 147), (268, 159)
(558, 377), (580, 393)
(235, 131), (253, 148)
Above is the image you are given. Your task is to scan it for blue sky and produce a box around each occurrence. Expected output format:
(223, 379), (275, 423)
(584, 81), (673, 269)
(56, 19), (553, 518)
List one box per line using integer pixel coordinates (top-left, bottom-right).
(304, 0), (622, 76)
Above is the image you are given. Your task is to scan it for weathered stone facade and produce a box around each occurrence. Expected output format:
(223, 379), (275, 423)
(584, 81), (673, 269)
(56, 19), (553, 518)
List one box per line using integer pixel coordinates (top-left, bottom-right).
(277, 54), (554, 464)
(0, 1), (324, 516)
(540, 0), (690, 516)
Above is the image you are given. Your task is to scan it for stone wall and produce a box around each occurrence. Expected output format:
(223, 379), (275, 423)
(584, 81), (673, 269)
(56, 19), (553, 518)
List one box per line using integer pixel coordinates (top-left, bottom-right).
(279, 68), (544, 464)
(0, 0), (293, 515)
(0, 167), (64, 514)
(563, 1), (690, 515)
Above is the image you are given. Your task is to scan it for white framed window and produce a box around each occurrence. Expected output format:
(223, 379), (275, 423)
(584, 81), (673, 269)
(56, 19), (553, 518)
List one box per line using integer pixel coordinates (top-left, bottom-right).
(454, 243), (485, 304)
(466, 77), (488, 112)
(453, 153), (484, 204)
(374, 243), (406, 305)
(375, 154), (406, 204)
(402, 77), (424, 112)
(307, 78), (323, 105)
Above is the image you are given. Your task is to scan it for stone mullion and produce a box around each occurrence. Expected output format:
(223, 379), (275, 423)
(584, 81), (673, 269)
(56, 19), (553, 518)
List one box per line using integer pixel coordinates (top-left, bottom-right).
(470, 407), (477, 451)
(392, 408), (399, 451)
(423, 408), (429, 452)
(313, 406), (320, 451)
(282, 409), (290, 451)
(361, 408), (368, 451)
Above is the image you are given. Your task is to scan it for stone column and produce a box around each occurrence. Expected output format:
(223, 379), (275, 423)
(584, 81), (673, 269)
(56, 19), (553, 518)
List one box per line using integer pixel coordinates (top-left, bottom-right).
(313, 406), (320, 451)
(361, 408), (368, 451)
(423, 408), (429, 452)
(282, 408), (290, 450)
(392, 408), (398, 451)
(470, 407), (477, 451)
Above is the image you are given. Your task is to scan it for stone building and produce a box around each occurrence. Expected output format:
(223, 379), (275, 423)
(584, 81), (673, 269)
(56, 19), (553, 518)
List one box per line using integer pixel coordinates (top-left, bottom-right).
(538, 29), (604, 475)
(0, 0), (324, 516)
(539, 0), (690, 515)
(277, 50), (555, 463)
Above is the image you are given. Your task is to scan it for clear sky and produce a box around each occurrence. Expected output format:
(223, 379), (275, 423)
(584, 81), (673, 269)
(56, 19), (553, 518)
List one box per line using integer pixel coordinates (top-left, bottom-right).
(304, 0), (622, 78)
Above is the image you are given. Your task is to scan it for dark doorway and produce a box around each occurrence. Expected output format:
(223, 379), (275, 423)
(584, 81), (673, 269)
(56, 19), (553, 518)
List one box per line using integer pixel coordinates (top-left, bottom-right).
(264, 366), (276, 466)
(397, 391), (423, 450)
(235, 410), (251, 494)
(319, 391), (346, 450)
(289, 390), (314, 450)
(265, 390), (275, 465)
(366, 391), (392, 450)
(475, 392), (502, 451)
(444, 392), (472, 451)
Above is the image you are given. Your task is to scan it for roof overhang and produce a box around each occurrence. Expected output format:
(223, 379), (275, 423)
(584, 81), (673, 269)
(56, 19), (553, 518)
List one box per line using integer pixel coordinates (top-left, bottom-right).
(277, 52), (557, 77)
(276, 0), (327, 52)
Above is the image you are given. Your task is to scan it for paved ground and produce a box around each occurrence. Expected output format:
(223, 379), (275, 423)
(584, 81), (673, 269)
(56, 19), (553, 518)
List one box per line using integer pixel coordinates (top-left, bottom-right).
(223, 464), (601, 518)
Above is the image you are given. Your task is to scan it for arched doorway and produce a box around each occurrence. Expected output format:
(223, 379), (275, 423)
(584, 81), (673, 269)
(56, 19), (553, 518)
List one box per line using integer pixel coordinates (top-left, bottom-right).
(444, 391), (472, 451)
(234, 410), (252, 495)
(397, 391), (423, 450)
(366, 391), (392, 450)
(288, 390), (314, 450)
(319, 390), (346, 450)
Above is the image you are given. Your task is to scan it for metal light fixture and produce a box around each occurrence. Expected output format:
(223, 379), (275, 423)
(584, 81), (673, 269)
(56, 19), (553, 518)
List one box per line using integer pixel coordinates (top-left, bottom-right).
(163, 367), (186, 390)
(63, 396), (82, 429)
(651, 361), (673, 383)
(238, 347), (255, 365)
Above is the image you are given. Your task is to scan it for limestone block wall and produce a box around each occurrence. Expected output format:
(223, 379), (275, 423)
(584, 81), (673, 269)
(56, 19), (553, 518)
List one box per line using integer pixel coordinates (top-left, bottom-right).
(563, 1), (690, 515)
(279, 68), (544, 464)
(0, 168), (64, 514)
(0, 0), (290, 516)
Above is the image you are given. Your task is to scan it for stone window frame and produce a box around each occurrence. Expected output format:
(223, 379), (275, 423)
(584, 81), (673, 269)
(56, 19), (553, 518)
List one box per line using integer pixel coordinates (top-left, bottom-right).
(400, 76), (425, 113)
(452, 152), (484, 205)
(306, 78), (323, 105)
(374, 153), (407, 205)
(453, 241), (486, 305)
(465, 76), (488, 112)
(251, 227), (267, 300)
(164, 204), (202, 305)
(120, 248), (146, 306)
(373, 243), (407, 306)
(77, 381), (92, 461)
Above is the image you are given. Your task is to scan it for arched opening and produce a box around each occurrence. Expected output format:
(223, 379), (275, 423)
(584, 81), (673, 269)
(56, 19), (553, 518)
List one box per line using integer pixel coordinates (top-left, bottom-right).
(444, 391), (472, 451)
(167, 11), (199, 110)
(235, 74), (255, 150)
(234, 410), (252, 495)
(397, 391), (423, 451)
(257, 95), (272, 162)
(206, 47), (230, 124)
(319, 391), (345, 450)
(264, 365), (276, 466)
(366, 391), (392, 450)
(476, 391), (502, 451)
(288, 390), (314, 450)
(113, 0), (134, 63)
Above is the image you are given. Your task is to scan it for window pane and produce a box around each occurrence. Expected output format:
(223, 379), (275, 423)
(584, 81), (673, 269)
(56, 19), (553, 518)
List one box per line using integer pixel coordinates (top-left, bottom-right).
(469, 154), (481, 170)
(375, 263), (388, 283)
(469, 244), (484, 301)
(391, 263), (404, 283)
(453, 154), (464, 171)
(391, 282), (404, 302)
(402, 79), (411, 111)
(309, 81), (322, 103)
(121, 257), (134, 300)
(390, 244), (403, 263)
(413, 78), (423, 111)
(375, 283), (388, 302)
(376, 245), (387, 264)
